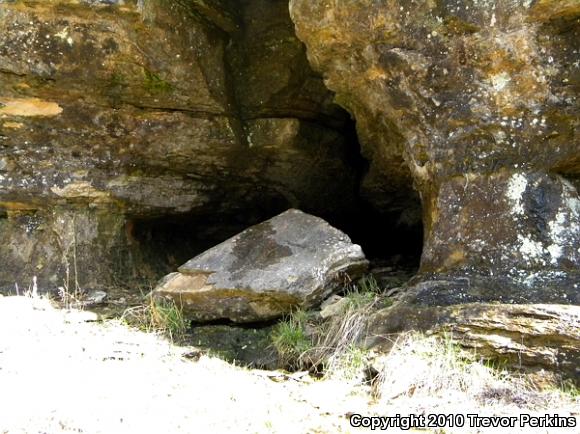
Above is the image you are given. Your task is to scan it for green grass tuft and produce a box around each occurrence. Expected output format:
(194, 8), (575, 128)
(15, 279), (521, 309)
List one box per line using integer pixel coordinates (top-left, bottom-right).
(122, 295), (187, 341)
(271, 310), (313, 370)
(344, 275), (381, 309)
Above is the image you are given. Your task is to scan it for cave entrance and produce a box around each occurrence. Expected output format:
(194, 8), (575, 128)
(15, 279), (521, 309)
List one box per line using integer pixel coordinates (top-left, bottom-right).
(128, 202), (291, 280)
(122, 118), (423, 370)
(128, 128), (424, 289)
(330, 201), (423, 270)
(129, 201), (423, 280)
(125, 195), (423, 369)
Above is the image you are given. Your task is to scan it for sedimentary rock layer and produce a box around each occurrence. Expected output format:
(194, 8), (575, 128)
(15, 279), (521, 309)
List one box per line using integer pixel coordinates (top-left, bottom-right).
(0, 0), (357, 291)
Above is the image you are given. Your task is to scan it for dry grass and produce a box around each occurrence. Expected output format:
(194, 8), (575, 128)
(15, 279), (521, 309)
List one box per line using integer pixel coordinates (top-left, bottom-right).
(312, 295), (377, 378)
(121, 294), (187, 341)
(271, 280), (579, 433)
(369, 332), (579, 430)
(271, 277), (381, 374)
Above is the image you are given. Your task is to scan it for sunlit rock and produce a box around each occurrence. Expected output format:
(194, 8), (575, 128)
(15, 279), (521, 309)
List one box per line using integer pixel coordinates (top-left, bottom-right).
(154, 209), (368, 323)
(368, 302), (580, 382)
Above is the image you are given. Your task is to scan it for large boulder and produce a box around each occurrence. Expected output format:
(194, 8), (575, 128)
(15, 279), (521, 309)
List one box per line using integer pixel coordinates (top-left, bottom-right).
(154, 209), (368, 323)
(0, 0), (357, 292)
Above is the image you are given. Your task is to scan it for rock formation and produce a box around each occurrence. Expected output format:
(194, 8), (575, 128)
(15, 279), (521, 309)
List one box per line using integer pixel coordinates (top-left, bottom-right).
(0, 0), (358, 292)
(154, 209), (368, 323)
(0, 0), (578, 379)
(289, 0), (579, 379)
(289, 0), (579, 300)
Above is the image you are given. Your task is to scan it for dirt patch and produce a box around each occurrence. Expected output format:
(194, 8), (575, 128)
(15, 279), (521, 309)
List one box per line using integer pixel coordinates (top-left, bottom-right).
(0, 295), (365, 433)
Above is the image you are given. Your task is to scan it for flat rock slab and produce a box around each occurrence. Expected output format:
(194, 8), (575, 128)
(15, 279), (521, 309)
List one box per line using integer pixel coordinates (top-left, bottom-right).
(154, 209), (368, 323)
(368, 302), (580, 383)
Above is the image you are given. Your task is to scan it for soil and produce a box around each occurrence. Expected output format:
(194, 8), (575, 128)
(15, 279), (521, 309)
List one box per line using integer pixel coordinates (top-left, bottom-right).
(1, 293), (577, 434)
(0, 295), (370, 434)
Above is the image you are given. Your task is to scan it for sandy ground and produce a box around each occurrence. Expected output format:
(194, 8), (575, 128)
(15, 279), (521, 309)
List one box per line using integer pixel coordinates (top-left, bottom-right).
(0, 295), (577, 434)
(0, 295), (369, 434)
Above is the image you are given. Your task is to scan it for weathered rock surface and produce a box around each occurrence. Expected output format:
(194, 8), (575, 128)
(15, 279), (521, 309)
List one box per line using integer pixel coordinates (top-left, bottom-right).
(368, 301), (580, 383)
(290, 0), (579, 380)
(0, 0), (358, 292)
(290, 0), (580, 298)
(1, 0), (577, 380)
(154, 209), (368, 323)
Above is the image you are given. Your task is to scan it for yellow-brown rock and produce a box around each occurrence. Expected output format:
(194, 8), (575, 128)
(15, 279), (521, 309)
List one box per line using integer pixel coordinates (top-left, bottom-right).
(0, 0), (357, 291)
(290, 0), (579, 301)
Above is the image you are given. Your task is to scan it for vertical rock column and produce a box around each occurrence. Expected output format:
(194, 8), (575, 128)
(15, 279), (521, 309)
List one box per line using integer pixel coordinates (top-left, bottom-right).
(290, 0), (579, 302)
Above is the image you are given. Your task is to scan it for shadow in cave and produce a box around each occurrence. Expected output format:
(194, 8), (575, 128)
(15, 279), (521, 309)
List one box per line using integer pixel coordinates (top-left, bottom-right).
(128, 120), (423, 286)
(309, 119), (423, 275)
(128, 201), (423, 282)
(128, 198), (292, 279)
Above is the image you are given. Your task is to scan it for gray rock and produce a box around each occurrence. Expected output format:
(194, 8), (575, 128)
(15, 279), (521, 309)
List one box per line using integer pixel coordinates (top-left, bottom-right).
(154, 209), (368, 323)
(83, 290), (108, 307)
(319, 295), (348, 319)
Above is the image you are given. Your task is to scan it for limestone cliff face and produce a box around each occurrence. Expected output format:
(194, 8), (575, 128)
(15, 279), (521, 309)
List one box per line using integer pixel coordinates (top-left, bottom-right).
(0, 0), (357, 291)
(290, 0), (579, 302)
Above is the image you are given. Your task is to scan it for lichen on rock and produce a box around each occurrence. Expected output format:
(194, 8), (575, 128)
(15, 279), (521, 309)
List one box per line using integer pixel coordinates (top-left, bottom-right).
(289, 0), (579, 297)
(0, 0), (358, 292)
(289, 0), (579, 379)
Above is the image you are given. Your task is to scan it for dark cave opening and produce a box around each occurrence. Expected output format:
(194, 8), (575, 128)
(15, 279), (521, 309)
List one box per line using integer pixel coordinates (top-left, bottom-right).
(335, 202), (423, 267)
(129, 207), (287, 278)
(322, 118), (424, 268)
(129, 201), (423, 278)
(128, 120), (424, 281)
